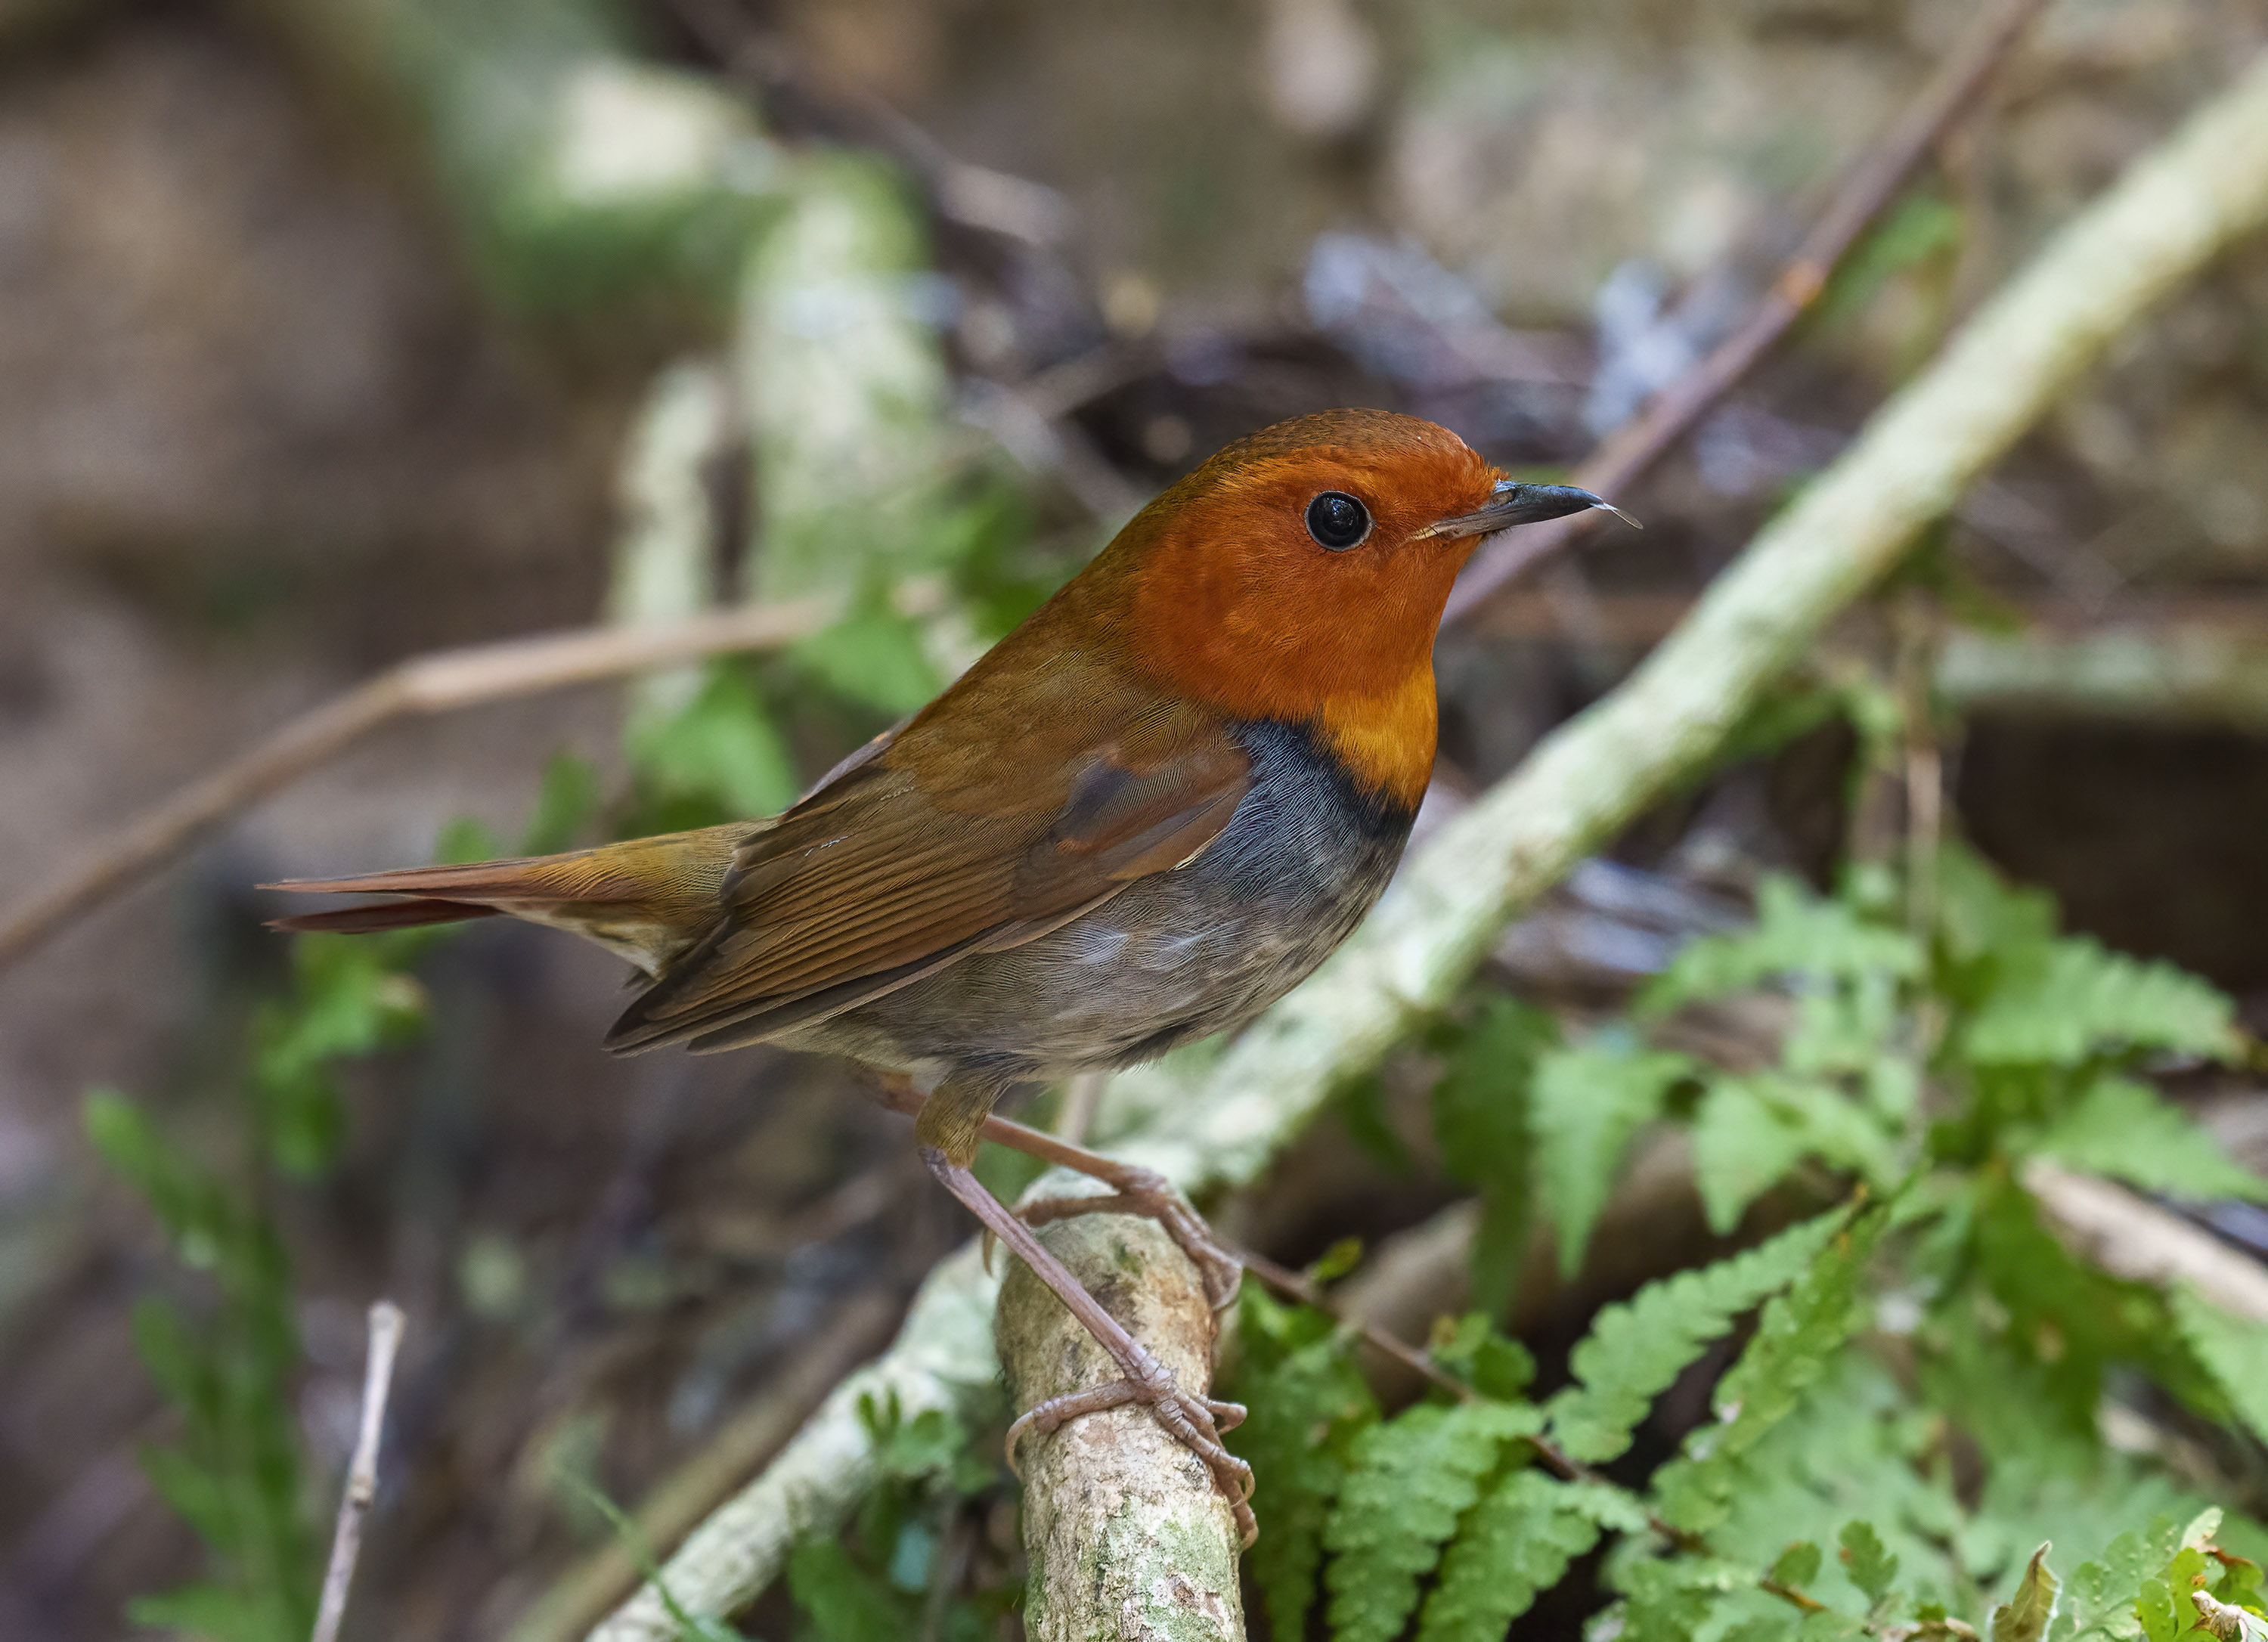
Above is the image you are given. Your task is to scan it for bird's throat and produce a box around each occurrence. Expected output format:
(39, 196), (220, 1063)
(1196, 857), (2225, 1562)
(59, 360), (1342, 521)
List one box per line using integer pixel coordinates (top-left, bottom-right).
(1310, 666), (1438, 813)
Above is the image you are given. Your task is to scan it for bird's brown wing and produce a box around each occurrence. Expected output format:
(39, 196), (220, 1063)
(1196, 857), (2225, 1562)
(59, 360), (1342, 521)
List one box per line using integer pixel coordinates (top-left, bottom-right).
(602, 683), (1252, 1055)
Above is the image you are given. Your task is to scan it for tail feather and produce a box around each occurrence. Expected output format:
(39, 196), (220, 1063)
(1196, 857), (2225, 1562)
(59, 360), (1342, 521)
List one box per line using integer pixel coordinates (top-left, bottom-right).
(263, 825), (748, 977)
(270, 899), (503, 935)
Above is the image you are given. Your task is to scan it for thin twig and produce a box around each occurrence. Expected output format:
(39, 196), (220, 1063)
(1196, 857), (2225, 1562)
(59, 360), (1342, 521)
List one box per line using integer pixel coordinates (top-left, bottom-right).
(0, 593), (869, 973)
(311, 1301), (406, 1642)
(1234, 1248), (1476, 1404)
(1442, 0), (2053, 626)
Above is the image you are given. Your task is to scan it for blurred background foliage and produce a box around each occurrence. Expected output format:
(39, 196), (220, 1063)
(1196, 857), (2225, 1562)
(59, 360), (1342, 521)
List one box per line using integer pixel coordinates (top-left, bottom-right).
(4, 0), (2268, 1637)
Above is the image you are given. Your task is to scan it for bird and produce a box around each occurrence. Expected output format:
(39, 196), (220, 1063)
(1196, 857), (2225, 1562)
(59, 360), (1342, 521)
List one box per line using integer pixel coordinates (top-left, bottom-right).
(268, 407), (1631, 1541)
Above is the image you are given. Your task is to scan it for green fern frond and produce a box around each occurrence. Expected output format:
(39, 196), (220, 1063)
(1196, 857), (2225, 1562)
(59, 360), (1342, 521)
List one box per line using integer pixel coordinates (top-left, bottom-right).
(2030, 1079), (2268, 1204)
(2170, 1287), (2268, 1446)
(1417, 1470), (1607, 1642)
(1322, 1400), (1542, 1642)
(1962, 940), (2238, 1068)
(1532, 1036), (1695, 1277)
(1546, 1209), (1846, 1465)
(1654, 1207), (1886, 1537)
(1433, 999), (1556, 1315)
(1691, 1074), (1903, 1234)
(1228, 1292), (1380, 1640)
(1643, 875), (1923, 1015)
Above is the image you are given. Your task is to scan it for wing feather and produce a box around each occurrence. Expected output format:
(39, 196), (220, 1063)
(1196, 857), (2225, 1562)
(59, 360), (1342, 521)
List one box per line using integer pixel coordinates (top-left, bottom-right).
(605, 676), (1252, 1054)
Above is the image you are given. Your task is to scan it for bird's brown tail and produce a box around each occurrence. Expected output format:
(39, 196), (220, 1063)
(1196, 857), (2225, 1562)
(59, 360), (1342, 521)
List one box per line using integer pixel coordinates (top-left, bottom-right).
(273, 897), (503, 935)
(262, 825), (749, 975)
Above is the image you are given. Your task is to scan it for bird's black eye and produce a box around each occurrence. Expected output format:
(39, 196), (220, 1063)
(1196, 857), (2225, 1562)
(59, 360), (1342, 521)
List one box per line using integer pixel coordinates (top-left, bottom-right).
(1306, 491), (1371, 550)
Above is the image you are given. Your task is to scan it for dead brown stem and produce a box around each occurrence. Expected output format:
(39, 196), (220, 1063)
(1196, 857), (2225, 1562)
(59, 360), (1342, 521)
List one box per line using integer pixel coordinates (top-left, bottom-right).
(311, 1301), (406, 1642)
(1442, 0), (2053, 626)
(0, 596), (847, 973)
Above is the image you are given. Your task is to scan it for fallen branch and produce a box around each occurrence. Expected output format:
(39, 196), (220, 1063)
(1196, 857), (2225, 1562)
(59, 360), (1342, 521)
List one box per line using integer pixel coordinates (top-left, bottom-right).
(2024, 1160), (2268, 1322)
(311, 1300), (405, 1642)
(1000, 1208), (1244, 1642)
(0, 595), (857, 972)
(586, 48), (2268, 1637)
(1441, 0), (2053, 625)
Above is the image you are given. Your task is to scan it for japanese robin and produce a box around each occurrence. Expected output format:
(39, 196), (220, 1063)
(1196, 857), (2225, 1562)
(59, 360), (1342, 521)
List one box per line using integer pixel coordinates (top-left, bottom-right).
(269, 408), (1629, 1540)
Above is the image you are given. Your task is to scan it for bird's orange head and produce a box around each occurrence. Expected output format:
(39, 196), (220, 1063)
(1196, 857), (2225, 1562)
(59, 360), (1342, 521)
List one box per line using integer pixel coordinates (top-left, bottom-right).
(1068, 408), (1620, 808)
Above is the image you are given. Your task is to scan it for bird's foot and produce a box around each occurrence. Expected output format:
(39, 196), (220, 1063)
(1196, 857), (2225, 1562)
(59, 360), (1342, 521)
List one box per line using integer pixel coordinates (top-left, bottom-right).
(1005, 1343), (1256, 1547)
(1020, 1166), (1243, 1312)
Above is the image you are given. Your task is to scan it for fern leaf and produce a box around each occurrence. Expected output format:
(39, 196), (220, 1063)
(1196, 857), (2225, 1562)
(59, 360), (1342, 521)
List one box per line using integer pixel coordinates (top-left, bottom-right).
(2170, 1287), (2268, 1446)
(1655, 1207), (1886, 1536)
(2031, 1079), (2268, 1205)
(1433, 999), (1555, 1315)
(1323, 1401), (1542, 1642)
(1644, 874), (1923, 1014)
(1547, 1209), (1845, 1464)
(1840, 1519), (1901, 1608)
(1533, 1036), (1693, 1277)
(1963, 940), (2237, 1067)
(1230, 1323), (1378, 1639)
(1418, 1470), (1604, 1642)
(1691, 1074), (1901, 1234)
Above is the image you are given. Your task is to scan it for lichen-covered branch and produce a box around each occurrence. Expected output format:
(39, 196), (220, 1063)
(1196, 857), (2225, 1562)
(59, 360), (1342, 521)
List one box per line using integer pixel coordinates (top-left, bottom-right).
(1000, 1210), (1245, 1642)
(584, 49), (2268, 1641)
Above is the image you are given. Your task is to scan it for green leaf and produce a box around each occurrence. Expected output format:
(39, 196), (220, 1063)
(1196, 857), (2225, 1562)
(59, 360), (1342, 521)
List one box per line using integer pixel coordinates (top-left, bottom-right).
(520, 751), (601, 855)
(627, 664), (800, 818)
(1963, 940), (2238, 1067)
(2059, 1520), (2187, 1642)
(1773, 1542), (1826, 1590)
(789, 1535), (917, 1642)
(1691, 1073), (1901, 1234)
(1418, 1470), (1605, 1642)
(1430, 1312), (1536, 1402)
(795, 603), (943, 715)
(1547, 1209), (1845, 1464)
(1433, 999), (1554, 1315)
(1840, 1519), (1901, 1607)
(2031, 1080), (2268, 1204)
(2171, 1288), (2268, 1445)
(1533, 1036), (1693, 1276)
(1228, 1290), (1379, 1638)
(1644, 874), (1923, 1015)
(1655, 1207), (1886, 1536)
(1323, 1400), (1542, 1642)
(1994, 1544), (2062, 1642)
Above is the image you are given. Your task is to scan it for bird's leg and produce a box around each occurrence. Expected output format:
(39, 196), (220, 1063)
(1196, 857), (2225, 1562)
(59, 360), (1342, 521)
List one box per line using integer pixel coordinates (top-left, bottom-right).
(916, 1145), (1256, 1546)
(978, 1114), (1244, 1312)
(870, 1074), (1242, 1311)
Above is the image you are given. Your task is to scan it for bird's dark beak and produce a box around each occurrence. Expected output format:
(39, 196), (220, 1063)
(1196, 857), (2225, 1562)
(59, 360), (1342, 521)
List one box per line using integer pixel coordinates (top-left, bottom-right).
(1417, 480), (1641, 540)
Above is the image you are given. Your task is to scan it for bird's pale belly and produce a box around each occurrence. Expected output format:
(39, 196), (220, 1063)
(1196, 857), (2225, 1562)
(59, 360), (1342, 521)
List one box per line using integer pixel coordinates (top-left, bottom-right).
(776, 720), (1415, 1090)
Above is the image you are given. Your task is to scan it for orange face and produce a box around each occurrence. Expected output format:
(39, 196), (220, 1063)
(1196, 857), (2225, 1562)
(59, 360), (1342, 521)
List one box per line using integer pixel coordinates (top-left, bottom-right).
(1087, 409), (1593, 807)
(1116, 411), (1503, 717)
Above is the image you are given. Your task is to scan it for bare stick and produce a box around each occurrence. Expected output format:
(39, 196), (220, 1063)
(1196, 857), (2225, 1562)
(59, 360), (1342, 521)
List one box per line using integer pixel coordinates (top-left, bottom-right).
(0, 596), (849, 973)
(311, 1301), (406, 1642)
(1442, 0), (2053, 626)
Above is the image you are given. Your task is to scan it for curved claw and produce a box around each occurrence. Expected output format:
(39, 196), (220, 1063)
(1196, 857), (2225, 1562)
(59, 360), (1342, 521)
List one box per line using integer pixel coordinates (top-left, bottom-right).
(1003, 1370), (1258, 1544)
